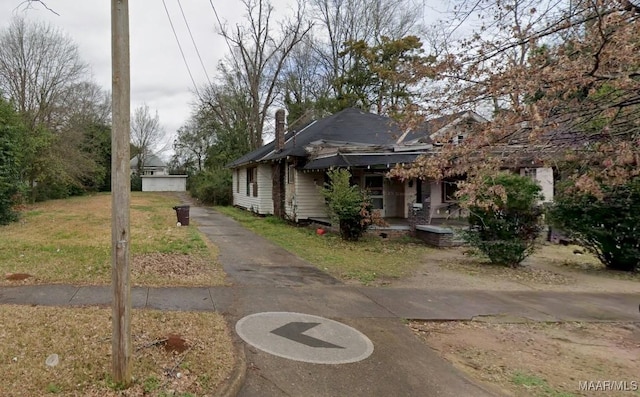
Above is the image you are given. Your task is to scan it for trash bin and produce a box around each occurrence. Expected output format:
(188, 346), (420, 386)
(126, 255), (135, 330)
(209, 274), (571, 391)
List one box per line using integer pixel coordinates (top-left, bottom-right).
(172, 205), (190, 226)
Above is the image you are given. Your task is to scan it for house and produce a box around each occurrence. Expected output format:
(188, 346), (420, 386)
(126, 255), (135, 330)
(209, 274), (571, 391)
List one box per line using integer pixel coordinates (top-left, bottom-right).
(226, 108), (555, 224)
(130, 153), (187, 192)
(130, 153), (168, 176)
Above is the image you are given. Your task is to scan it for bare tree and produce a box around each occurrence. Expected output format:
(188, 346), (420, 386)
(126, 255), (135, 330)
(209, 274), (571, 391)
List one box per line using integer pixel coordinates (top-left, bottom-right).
(214, 0), (312, 149)
(172, 118), (216, 173)
(60, 81), (112, 191)
(18, 1), (60, 15)
(279, 36), (333, 124)
(309, 0), (425, 97)
(0, 16), (90, 200)
(195, 76), (253, 165)
(130, 104), (167, 175)
(62, 81), (111, 127)
(0, 17), (87, 129)
(434, 0), (560, 114)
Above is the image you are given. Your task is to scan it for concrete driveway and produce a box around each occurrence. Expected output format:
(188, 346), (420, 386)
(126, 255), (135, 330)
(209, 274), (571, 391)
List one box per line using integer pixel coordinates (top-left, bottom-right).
(190, 205), (501, 396)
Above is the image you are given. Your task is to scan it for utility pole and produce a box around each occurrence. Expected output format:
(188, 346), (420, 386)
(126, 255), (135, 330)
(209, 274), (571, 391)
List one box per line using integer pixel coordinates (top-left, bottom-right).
(111, 0), (132, 385)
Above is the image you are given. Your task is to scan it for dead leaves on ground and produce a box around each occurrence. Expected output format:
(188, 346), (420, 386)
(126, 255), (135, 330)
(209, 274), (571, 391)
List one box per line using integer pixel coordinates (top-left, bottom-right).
(131, 252), (224, 286)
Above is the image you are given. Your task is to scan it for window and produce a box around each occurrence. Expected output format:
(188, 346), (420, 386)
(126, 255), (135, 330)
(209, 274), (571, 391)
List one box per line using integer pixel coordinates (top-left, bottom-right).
(236, 169), (240, 193)
(287, 164), (295, 184)
(246, 167), (257, 196)
(416, 179), (430, 203)
(364, 175), (383, 195)
(365, 175), (384, 210)
(442, 178), (463, 202)
(522, 168), (537, 180)
(349, 174), (361, 187)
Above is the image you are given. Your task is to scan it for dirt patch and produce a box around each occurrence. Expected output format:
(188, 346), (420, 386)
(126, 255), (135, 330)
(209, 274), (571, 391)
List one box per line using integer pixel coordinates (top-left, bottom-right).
(164, 334), (189, 353)
(440, 257), (575, 286)
(411, 320), (640, 396)
(390, 244), (640, 293)
(396, 244), (640, 396)
(5, 273), (33, 281)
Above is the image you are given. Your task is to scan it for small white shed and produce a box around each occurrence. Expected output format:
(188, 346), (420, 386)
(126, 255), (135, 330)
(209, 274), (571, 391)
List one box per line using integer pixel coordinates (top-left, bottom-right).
(141, 175), (188, 192)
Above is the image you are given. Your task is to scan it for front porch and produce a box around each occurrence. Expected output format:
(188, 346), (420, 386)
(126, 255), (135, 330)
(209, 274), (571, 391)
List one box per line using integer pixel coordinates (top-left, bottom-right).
(307, 216), (468, 232)
(307, 215), (466, 247)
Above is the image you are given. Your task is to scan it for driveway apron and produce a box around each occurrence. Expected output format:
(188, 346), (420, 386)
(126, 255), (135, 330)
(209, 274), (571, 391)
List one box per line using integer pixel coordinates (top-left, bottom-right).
(189, 205), (500, 397)
(190, 206), (340, 287)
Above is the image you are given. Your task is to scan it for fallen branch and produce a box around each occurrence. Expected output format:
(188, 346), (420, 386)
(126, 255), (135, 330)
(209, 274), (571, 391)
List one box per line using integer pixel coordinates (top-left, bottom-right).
(135, 338), (168, 352)
(159, 347), (193, 390)
(166, 348), (191, 376)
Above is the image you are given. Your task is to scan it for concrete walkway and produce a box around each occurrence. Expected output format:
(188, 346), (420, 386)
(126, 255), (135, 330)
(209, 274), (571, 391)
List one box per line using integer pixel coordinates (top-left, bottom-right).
(1, 284), (637, 323)
(1, 198), (638, 397)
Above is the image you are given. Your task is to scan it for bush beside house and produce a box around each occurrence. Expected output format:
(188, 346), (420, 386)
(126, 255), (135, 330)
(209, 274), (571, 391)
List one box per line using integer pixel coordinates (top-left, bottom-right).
(189, 169), (233, 206)
(321, 169), (377, 241)
(462, 173), (544, 267)
(548, 179), (640, 272)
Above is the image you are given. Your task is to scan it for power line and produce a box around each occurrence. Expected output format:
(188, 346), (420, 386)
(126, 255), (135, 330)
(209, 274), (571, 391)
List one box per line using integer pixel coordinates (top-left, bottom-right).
(161, 0), (201, 99)
(208, 0), (238, 62)
(177, 0), (212, 86)
(209, 0), (250, 91)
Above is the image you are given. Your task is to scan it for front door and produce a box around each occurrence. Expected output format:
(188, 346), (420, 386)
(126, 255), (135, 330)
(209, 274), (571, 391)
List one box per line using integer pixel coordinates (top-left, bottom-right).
(364, 175), (384, 218)
(385, 179), (405, 218)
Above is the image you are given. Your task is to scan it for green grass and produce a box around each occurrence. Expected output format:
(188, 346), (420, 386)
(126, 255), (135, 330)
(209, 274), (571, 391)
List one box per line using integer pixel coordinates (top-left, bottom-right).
(142, 376), (160, 393)
(511, 372), (576, 397)
(0, 192), (223, 286)
(214, 206), (434, 284)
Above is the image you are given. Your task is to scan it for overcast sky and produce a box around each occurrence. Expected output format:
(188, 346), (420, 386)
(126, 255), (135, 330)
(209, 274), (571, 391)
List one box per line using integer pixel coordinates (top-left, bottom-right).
(0, 0), (255, 146)
(1, 1), (448, 152)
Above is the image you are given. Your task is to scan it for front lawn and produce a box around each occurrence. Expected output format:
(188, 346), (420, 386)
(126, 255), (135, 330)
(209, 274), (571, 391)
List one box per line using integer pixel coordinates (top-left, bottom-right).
(214, 206), (434, 284)
(0, 193), (238, 396)
(0, 305), (236, 397)
(0, 192), (225, 286)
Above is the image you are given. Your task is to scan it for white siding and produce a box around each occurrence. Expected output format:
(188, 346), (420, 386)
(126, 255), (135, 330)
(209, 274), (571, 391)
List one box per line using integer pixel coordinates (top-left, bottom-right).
(536, 167), (554, 202)
(284, 163), (295, 218)
(232, 164), (273, 215)
(288, 170), (327, 221)
(537, 167), (554, 202)
(141, 175), (187, 191)
(257, 164), (274, 213)
(429, 181), (444, 218)
(519, 167), (554, 202)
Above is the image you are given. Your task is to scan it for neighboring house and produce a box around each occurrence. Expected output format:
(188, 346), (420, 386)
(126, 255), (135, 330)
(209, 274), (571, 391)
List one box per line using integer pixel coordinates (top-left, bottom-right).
(130, 153), (187, 192)
(226, 108), (555, 224)
(130, 153), (168, 176)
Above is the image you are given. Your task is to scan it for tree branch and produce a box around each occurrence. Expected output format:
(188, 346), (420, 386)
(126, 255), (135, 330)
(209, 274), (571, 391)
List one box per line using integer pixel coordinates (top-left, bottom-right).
(18, 0), (60, 16)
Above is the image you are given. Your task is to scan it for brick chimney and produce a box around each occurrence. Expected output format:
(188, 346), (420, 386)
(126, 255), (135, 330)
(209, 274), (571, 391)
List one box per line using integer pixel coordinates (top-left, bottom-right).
(275, 109), (285, 151)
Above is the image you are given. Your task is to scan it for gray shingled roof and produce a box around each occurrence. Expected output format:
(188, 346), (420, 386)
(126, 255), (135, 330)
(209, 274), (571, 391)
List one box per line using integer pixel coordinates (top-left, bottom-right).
(130, 153), (166, 168)
(303, 153), (425, 170)
(226, 108), (404, 168)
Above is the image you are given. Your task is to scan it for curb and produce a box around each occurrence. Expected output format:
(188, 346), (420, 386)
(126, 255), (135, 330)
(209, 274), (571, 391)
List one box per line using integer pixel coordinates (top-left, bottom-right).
(181, 191), (247, 396)
(215, 324), (247, 397)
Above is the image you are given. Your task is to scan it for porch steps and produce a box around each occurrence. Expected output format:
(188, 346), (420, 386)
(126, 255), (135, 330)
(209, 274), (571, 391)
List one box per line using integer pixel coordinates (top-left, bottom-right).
(415, 225), (465, 247)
